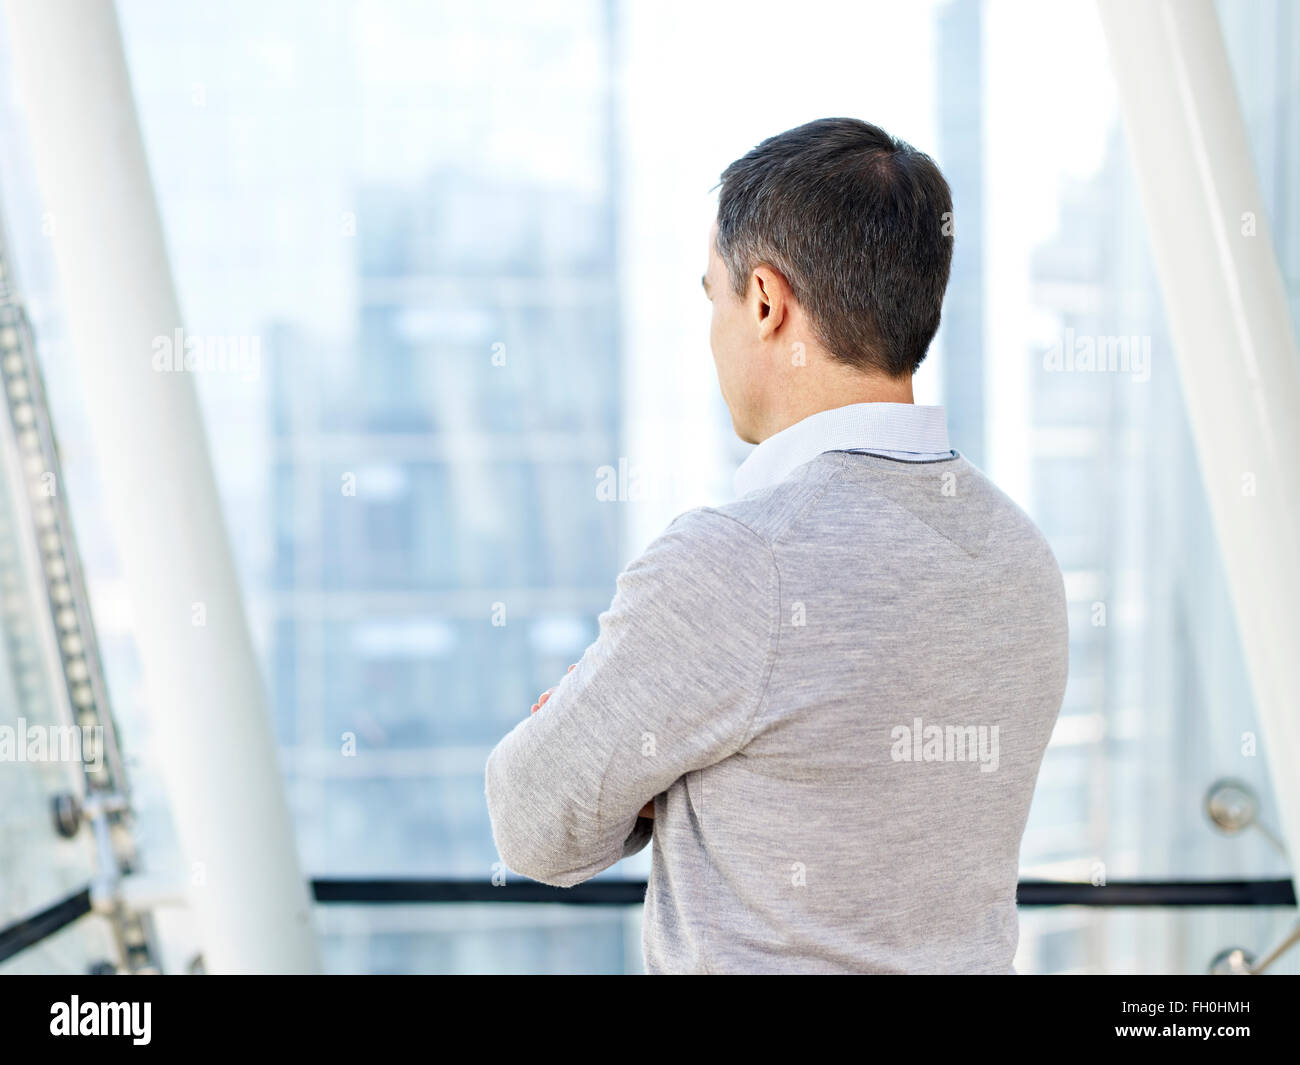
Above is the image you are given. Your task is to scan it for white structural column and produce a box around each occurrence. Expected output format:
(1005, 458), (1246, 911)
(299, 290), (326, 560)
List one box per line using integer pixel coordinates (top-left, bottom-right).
(3, 1), (320, 972)
(1098, 0), (1300, 877)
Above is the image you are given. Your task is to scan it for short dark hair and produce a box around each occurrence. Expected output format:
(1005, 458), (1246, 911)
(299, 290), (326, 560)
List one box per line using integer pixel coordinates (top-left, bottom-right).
(715, 117), (953, 377)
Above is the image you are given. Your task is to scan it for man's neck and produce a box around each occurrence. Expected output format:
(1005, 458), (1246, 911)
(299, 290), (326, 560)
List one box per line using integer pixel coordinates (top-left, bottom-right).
(756, 371), (914, 443)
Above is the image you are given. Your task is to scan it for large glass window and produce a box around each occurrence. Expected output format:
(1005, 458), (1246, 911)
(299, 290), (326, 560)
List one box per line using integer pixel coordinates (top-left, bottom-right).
(1, 0), (1294, 974)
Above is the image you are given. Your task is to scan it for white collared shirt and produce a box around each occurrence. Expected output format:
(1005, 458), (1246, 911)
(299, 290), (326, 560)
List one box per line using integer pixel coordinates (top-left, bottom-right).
(733, 402), (954, 497)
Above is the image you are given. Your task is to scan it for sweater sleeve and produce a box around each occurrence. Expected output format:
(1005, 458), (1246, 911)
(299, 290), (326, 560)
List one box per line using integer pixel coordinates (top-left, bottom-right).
(484, 507), (777, 887)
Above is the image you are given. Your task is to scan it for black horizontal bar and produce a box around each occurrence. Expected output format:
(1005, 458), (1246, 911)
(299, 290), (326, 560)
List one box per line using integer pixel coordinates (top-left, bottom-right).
(311, 878), (648, 905)
(1017, 878), (1297, 907)
(0, 886), (93, 964)
(5, 877), (1294, 965)
(310, 877), (1298, 908)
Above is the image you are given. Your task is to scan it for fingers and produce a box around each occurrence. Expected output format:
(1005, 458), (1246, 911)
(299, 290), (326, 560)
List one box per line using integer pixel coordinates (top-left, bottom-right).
(530, 666), (576, 715)
(531, 687), (554, 715)
(531, 666), (576, 715)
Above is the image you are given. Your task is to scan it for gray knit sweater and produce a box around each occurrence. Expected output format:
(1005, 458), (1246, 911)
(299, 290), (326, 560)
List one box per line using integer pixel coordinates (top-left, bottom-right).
(486, 451), (1068, 973)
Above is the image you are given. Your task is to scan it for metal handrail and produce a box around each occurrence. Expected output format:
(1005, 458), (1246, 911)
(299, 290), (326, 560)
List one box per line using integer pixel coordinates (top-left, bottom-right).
(5, 876), (1294, 967)
(308, 877), (1297, 908)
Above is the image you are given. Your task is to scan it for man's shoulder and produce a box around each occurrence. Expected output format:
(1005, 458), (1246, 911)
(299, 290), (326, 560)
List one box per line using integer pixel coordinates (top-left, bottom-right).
(617, 506), (776, 618)
(659, 504), (773, 563)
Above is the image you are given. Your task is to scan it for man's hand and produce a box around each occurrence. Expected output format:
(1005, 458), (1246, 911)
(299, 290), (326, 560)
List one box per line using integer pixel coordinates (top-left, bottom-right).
(530, 664), (655, 820)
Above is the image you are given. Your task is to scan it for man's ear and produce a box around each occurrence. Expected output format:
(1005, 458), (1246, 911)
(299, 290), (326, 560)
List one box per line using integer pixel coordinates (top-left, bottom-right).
(751, 265), (790, 339)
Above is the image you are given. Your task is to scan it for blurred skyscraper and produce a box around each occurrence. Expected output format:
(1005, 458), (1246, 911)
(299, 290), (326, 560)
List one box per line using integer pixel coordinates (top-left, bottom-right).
(259, 1), (642, 972)
(1016, 124), (1289, 976)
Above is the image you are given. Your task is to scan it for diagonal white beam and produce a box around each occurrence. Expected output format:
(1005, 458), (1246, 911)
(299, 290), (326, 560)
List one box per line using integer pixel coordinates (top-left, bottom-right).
(1098, 0), (1300, 880)
(3, 0), (320, 972)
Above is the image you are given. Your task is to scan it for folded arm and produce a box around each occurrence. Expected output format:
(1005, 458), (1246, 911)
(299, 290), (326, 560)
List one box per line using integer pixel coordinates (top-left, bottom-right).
(484, 508), (778, 887)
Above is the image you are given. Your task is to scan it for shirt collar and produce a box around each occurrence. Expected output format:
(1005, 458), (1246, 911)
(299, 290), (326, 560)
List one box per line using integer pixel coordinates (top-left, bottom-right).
(733, 402), (952, 497)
